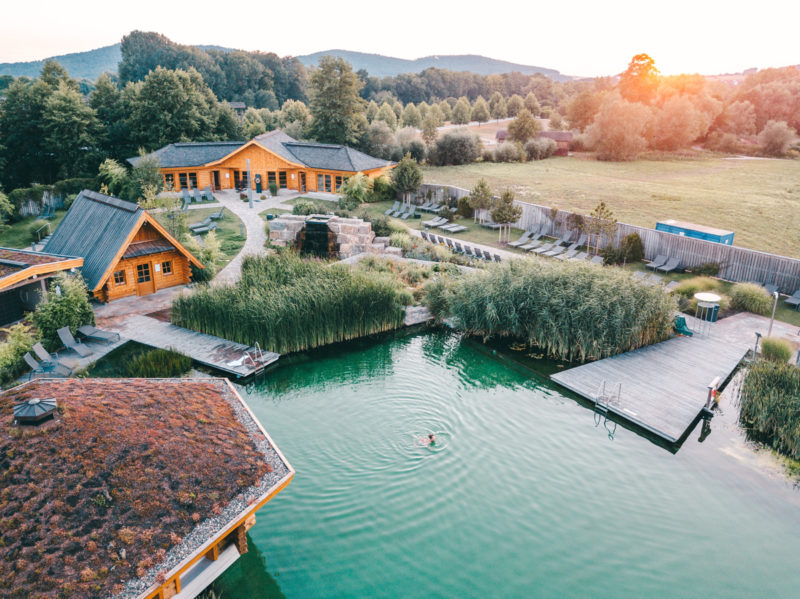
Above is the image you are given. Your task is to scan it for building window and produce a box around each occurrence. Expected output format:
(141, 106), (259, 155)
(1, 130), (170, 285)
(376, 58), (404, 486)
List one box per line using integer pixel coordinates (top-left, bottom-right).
(179, 173), (188, 189)
(113, 270), (125, 285)
(189, 172), (198, 189)
(279, 171), (287, 188)
(317, 174), (324, 190)
(324, 175), (332, 192)
(241, 171), (249, 188)
(164, 173), (174, 190)
(268, 171), (277, 185)
(335, 175), (343, 191)
(162, 261), (172, 275)
(137, 263), (151, 283)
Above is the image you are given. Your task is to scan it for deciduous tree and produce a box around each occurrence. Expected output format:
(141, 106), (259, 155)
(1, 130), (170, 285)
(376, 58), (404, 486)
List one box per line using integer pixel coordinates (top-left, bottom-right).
(467, 178), (493, 223)
(508, 109), (540, 143)
(471, 96), (490, 125)
(490, 189), (522, 241)
(451, 97), (471, 125)
(506, 94), (524, 117)
(758, 120), (797, 156)
(619, 53), (660, 104)
(586, 93), (651, 161)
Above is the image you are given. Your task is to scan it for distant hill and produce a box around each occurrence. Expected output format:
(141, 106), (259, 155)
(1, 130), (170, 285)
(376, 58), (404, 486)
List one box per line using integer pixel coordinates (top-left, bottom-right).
(0, 43), (570, 82)
(296, 49), (570, 80)
(0, 43), (121, 80)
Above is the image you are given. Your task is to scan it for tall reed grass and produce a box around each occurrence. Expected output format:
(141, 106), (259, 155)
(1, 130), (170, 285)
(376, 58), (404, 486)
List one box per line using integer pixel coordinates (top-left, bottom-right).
(172, 252), (407, 354)
(425, 259), (676, 362)
(740, 360), (800, 459)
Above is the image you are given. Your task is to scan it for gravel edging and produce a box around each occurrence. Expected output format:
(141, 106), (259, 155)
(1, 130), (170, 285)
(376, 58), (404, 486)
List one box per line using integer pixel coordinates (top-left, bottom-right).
(111, 379), (291, 599)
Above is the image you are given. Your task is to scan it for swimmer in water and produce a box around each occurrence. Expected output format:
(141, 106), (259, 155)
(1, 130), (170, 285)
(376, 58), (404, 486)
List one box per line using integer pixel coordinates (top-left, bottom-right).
(428, 433), (436, 445)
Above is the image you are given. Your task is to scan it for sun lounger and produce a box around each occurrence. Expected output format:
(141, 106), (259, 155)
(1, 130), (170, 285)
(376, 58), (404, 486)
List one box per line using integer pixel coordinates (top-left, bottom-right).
(570, 252), (589, 261)
(193, 188), (203, 202)
(33, 342), (59, 366)
(445, 238), (455, 249)
(385, 201), (400, 215)
(420, 231), (429, 242)
(24, 352), (70, 380)
(663, 280), (680, 293)
(454, 241), (464, 253)
(646, 255), (668, 270)
(190, 217), (213, 231)
(424, 217), (447, 228)
(193, 222), (218, 235)
(443, 225), (467, 233)
(574, 234), (588, 247)
(589, 255), (604, 265)
(78, 325), (120, 344)
(57, 327), (93, 357)
(480, 221), (502, 230)
(557, 249), (579, 260)
(543, 246), (567, 257)
(209, 207), (225, 220)
(784, 289), (800, 309)
(493, 254), (502, 262)
(481, 249), (492, 260)
(764, 283), (778, 295)
(508, 230), (533, 247)
(181, 189), (191, 203)
(519, 234), (543, 250)
(656, 257), (680, 273)
(202, 186), (215, 202)
(532, 243), (554, 254)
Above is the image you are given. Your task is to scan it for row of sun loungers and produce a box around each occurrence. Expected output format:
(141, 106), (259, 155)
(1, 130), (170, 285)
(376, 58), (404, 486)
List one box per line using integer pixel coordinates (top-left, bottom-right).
(422, 216), (468, 233)
(384, 202), (421, 219)
(180, 187), (215, 209)
(23, 326), (120, 380)
(645, 254), (681, 273)
(189, 207), (225, 235)
(420, 231), (502, 262)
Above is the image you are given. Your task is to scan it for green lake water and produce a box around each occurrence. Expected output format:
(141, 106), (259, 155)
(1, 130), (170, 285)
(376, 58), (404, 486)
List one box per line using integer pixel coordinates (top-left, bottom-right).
(218, 331), (800, 598)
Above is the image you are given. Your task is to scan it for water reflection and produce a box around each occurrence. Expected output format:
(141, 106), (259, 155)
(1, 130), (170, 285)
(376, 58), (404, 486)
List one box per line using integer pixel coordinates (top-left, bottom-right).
(216, 535), (285, 599)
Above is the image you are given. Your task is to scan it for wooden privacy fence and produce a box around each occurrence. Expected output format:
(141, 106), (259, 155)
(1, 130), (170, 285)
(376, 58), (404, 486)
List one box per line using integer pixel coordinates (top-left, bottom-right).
(419, 182), (800, 294)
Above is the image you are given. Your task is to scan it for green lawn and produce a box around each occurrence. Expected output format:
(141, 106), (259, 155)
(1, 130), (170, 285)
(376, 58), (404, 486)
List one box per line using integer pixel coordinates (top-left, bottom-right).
(154, 207), (246, 264)
(0, 210), (68, 249)
(421, 156), (800, 258)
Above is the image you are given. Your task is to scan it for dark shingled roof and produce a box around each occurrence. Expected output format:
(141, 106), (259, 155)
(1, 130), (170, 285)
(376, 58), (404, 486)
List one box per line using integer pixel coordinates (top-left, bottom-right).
(127, 141), (245, 168)
(129, 130), (394, 173)
(43, 190), (144, 291)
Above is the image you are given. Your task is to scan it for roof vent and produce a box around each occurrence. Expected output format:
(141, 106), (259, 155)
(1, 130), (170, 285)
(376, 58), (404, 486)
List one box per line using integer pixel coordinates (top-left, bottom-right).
(13, 398), (58, 425)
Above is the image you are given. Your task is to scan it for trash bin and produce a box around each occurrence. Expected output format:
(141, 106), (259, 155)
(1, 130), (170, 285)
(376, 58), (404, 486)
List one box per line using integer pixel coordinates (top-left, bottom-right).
(255, 174), (262, 194)
(708, 303), (719, 322)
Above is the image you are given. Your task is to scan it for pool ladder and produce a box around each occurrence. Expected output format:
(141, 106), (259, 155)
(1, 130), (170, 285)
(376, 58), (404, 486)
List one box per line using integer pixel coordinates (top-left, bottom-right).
(244, 342), (267, 392)
(594, 380), (621, 439)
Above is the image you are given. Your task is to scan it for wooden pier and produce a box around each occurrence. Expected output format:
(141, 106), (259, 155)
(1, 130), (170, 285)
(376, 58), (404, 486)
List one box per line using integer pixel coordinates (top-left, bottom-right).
(551, 320), (750, 443)
(111, 314), (279, 378)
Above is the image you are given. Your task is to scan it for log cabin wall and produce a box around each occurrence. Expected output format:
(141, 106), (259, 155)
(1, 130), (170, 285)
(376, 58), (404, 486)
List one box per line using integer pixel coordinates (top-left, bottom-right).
(98, 249), (189, 302)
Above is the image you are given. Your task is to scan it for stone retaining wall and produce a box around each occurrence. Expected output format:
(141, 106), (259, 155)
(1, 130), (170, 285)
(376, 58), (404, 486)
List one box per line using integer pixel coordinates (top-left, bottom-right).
(268, 214), (378, 259)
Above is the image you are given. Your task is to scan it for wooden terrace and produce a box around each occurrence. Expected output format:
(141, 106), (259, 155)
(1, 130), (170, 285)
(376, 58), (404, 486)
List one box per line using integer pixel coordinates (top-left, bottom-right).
(550, 313), (769, 443)
(111, 314), (279, 378)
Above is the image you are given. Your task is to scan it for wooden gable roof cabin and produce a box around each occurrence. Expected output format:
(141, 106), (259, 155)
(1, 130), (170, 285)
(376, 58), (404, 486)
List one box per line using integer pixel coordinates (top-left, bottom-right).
(43, 190), (203, 302)
(129, 129), (396, 194)
(0, 377), (293, 599)
(0, 247), (83, 325)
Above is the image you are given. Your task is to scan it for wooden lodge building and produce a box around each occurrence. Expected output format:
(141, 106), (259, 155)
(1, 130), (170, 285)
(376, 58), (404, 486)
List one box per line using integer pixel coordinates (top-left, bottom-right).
(0, 377), (293, 599)
(129, 130), (395, 194)
(43, 190), (203, 302)
(0, 247), (83, 325)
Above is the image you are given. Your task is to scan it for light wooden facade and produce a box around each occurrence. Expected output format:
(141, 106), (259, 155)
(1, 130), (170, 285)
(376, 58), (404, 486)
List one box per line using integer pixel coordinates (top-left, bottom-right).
(96, 218), (201, 302)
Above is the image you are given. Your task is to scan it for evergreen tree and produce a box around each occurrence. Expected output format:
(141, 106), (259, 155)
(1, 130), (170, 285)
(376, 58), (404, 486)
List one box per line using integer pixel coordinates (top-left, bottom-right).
(508, 109), (541, 143)
(471, 96), (490, 125)
(391, 153), (423, 204)
(90, 73), (133, 159)
(308, 56), (365, 145)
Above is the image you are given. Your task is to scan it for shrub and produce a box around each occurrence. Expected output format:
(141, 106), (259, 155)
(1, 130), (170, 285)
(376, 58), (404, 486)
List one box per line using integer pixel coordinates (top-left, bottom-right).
(401, 140), (427, 163)
(367, 176), (394, 203)
(260, 194), (266, 200)
(361, 212), (392, 237)
(389, 232), (414, 251)
(171, 253), (407, 354)
(493, 141), (524, 162)
(125, 348), (192, 378)
(339, 173), (369, 210)
(693, 262), (721, 276)
(740, 360), (800, 458)
(53, 178), (97, 197)
(602, 232), (644, 265)
(730, 282), (772, 315)
(292, 199), (322, 215)
(456, 196), (473, 218)
(674, 276), (719, 298)
(430, 129), (480, 165)
(425, 259), (676, 362)
(31, 274), (95, 349)
(268, 182), (279, 197)
(524, 138), (557, 160)
(758, 120), (797, 157)
(0, 323), (37, 384)
(760, 338), (793, 363)
(190, 262), (214, 283)
(28, 219), (50, 242)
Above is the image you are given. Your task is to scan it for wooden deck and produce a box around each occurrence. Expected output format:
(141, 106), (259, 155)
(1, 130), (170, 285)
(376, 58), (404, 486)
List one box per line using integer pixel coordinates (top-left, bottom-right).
(551, 323), (749, 443)
(111, 314), (279, 378)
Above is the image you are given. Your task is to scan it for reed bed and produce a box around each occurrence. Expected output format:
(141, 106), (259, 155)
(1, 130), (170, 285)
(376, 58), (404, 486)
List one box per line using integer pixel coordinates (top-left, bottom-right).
(425, 259), (676, 362)
(740, 360), (800, 459)
(171, 252), (407, 354)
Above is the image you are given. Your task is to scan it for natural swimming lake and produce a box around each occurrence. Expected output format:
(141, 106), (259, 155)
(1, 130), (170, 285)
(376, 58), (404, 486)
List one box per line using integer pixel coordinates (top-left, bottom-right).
(218, 331), (800, 598)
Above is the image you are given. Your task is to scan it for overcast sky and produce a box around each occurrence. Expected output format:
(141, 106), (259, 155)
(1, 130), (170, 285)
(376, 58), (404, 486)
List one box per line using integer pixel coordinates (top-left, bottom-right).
(1, 0), (798, 77)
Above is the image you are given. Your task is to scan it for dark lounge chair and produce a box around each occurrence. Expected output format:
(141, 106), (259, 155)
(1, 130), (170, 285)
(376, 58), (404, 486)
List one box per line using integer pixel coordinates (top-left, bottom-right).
(570, 251), (589, 261)
(385, 201), (400, 215)
(646, 255), (668, 270)
(784, 289), (800, 309)
(33, 342), (59, 366)
(764, 283), (778, 296)
(508, 230), (534, 247)
(193, 222), (218, 235)
(78, 325), (120, 344)
(190, 217), (213, 231)
(24, 353), (70, 380)
(532, 243), (555, 255)
(656, 257), (681, 273)
(519, 234), (544, 251)
(57, 327), (93, 358)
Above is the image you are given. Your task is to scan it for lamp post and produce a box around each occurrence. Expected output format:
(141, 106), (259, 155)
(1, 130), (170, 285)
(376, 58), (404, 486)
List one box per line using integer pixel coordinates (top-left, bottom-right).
(767, 291), (779, 337)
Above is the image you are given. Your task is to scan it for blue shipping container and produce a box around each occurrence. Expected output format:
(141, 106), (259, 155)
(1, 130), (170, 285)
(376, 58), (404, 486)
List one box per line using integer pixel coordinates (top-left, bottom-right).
(655, 219), (735, 245)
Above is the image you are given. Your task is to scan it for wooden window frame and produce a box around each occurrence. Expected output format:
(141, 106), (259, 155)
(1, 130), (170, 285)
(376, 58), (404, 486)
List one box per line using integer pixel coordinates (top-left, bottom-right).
(137, 263), (151, 283)
(113, 270), (125, 285)
(278, 171), (287, 189)
(162, 261), (172, 275)
(164, 173), (175, 190)
(335, 175), (343, 191)
(189, 172), (198, 189)
(267, 171), (277, 184)
(178, 173), (188, 190)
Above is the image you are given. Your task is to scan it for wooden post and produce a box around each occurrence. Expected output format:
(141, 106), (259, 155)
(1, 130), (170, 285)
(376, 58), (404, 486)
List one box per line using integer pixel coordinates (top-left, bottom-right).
(234, 524), (248, 554)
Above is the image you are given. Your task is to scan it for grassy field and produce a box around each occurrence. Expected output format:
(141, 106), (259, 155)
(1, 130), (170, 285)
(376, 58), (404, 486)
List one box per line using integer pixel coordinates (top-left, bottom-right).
(0, 210), (68, 249)
(421, 156), (800, 257)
